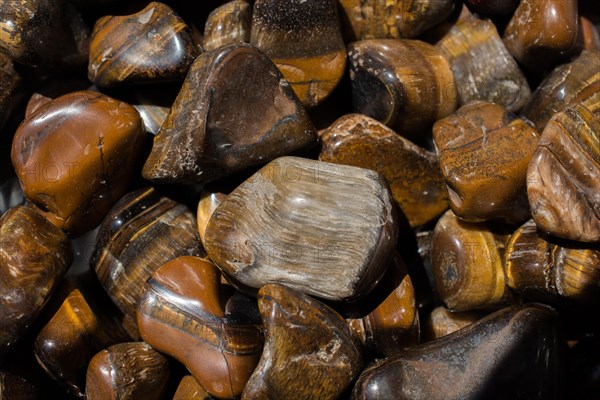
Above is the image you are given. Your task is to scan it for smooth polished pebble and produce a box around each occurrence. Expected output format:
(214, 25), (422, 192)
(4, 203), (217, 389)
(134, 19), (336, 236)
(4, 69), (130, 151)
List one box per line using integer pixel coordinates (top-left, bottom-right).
(581, 17), (600, 51)
(203, 0), (251, 51)
(173, 376), (216, 400)
(422, 306), (482, 341)
(197, 191), (227, 249)
(204, 156), (398, 302)
(242, 284), (363, 400)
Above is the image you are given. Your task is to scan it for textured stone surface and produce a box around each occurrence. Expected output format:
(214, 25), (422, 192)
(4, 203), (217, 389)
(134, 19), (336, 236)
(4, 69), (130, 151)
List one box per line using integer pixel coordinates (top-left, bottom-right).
(203, 0), (251, 51)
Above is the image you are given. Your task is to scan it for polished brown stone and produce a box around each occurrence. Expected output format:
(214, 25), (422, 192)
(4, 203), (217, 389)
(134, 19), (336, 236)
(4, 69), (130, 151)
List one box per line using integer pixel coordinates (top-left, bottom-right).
(242, 284), (362, 400)
(11, 91), (146, 236)
(527, 86), (600, 243)
(204, 157), (398, 302)
(581, 17), (600, 51)
(422, 306), (482, 341)
(197, 191), (227, 249)
(437, 18), (531, 112)
(353, 305), (563, 400)
(88, 2), (199, 86)
(204, 0), (251, 51)
(503, 0), (582, 71)
(0, 206), (73, 353)
(86, 342), (170, 400)
(173, 376), (215, 400)
(348, 39), (457, 139)
(320, 114), (447, 227)
(137, 256), (263, 399)
(250, 0), (346, 107)
(143, 44), (317, 184)
(431, 210), (512, 311)
(433, 101), (539, 223)
(92, 187), (204, 336)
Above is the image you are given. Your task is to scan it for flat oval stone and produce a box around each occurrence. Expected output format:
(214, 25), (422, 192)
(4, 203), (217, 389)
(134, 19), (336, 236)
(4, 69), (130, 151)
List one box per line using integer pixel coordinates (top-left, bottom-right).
(203, 0), (251, 51)
(320, 114), (447, 228)
(242, 284), (362, 400)
(0, 206), (73, 353)
(250, 0), (346, 107)
(11, 91), (146, 236)
(88, 2), (199, 86)
(204, 156), (398, 302)
(142, 44), (317, 184)
(137, 256), (263, 399)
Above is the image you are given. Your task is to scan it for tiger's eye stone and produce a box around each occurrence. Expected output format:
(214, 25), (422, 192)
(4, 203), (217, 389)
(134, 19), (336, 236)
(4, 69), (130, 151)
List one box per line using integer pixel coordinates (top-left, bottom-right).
(143, 44), (317, 184)
(0, 206), (73, 353)
(173, 376), (215, 400)
(0, 51), (22, 129)
(437, 18), (532, 112)
(353, 304), (563, 400)
(505, 220), (600, 304)
(503, 0), (582, 71)
(92, 187), (203, 335)
(521, 50), (600, 131)
(11, 91), (146, 236)
(422, 306), (481, 341)
(137, 256), (263, 399)
(203, 0), (251, 51)
(463, 0), (519, 16)
(581, 17), (600, 51)
(320, 114), (447, 227)
(433, 101), (539, 223)
(34, 289), (130, 397)
(197, 191), (227, 249)
(431, 210), (512, 311)
(348, 39), (457, 139)
(204, 156), (398, 302)
(338, 0), (455, 40)
(250, 0), (346, 107)
(0, 0), (89, 67)
(242, 284), (362, 400)
(527, 87), (600, 243)
(88, 2), (199, 86)
(86, 342), (170, 400)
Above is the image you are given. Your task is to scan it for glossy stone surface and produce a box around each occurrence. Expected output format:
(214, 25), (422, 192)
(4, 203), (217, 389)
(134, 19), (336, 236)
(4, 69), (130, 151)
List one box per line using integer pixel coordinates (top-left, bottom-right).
(250, 0), (346, 107)
(85, 342), (169, 400)
(197, 191), (227, 249)
(422, 306), (481, 341)
(437, 18), (531, 112)
(11, 91), (146, 236)
(353, 305), (563, 400)
(320, 114), (447, 227)
(242, 284), (362, 400)
(581, 17), (600, 51)
(204, 157), (398, 302)
(0, 206), (73, 353)
(173, 376), (215, 400)
(143, 44), (317, 184)
(88, 2), (199, 86)
(505, 220), (600, 304)
(463, 0), (519, 16)
(431, 210), (512, 311)
(137, 256), (263, 399)
(348, 39), (457, 138)
(92, 187), (203, 334)
(0, 51), (22, 129)
(521, 50), (600, 131)
(338, 0), (455, 40)
(204, 0), (251, 51)
(503, 0), (582, 71)
(433, 101), (539, 223)
(527, 87), (600, 243)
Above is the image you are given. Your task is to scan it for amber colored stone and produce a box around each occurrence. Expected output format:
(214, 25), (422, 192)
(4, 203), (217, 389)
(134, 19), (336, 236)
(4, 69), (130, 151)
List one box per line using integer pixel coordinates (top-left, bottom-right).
(197, 191), (227, 249)
(503, 0), (582, 71)
(353, 305), (563, 400)
(11, 91), (146, 236)
(581, 17), (600, 51)
(34, 289), (130, 397)
(0, 0), (89, 67)
(505, 220), (600, 304)
(91, 187), (203, 336)
(463, 0), (519, 16)
(0, 51), (22, 129)
(88, 2), (199, 86)
(338, 0), (455, 40)
(521, 50), (600, 131)
(143, 44), (317, 184)
(422, 306), (481, 341)
(319, 114), (447, 227)
(250, 0), (346, 107)
(204, 0), (251, 51)
(527, 87), (600, 243)
(86, 342), (170, 400)
(431, 210), (512, 311)
(242, 284), (362, 400)
(433, 101), (539, 223)
(204, 157), (398, 302)
(137, 256), (263, 399)
(24, 93), (52, 119)
(348, 39), (457, 139)
(0, 206), (73, 353)
(173, 376), (215, 400)
(437, 18), (531, 112)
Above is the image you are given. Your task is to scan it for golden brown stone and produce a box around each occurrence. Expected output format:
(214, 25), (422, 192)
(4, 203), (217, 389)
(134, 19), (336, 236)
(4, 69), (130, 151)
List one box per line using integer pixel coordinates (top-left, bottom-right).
(203, 0), (251, 51)
(422, 306), (481, 341)
(173, 376), (215, 400)
(197, 191), (227, 249)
